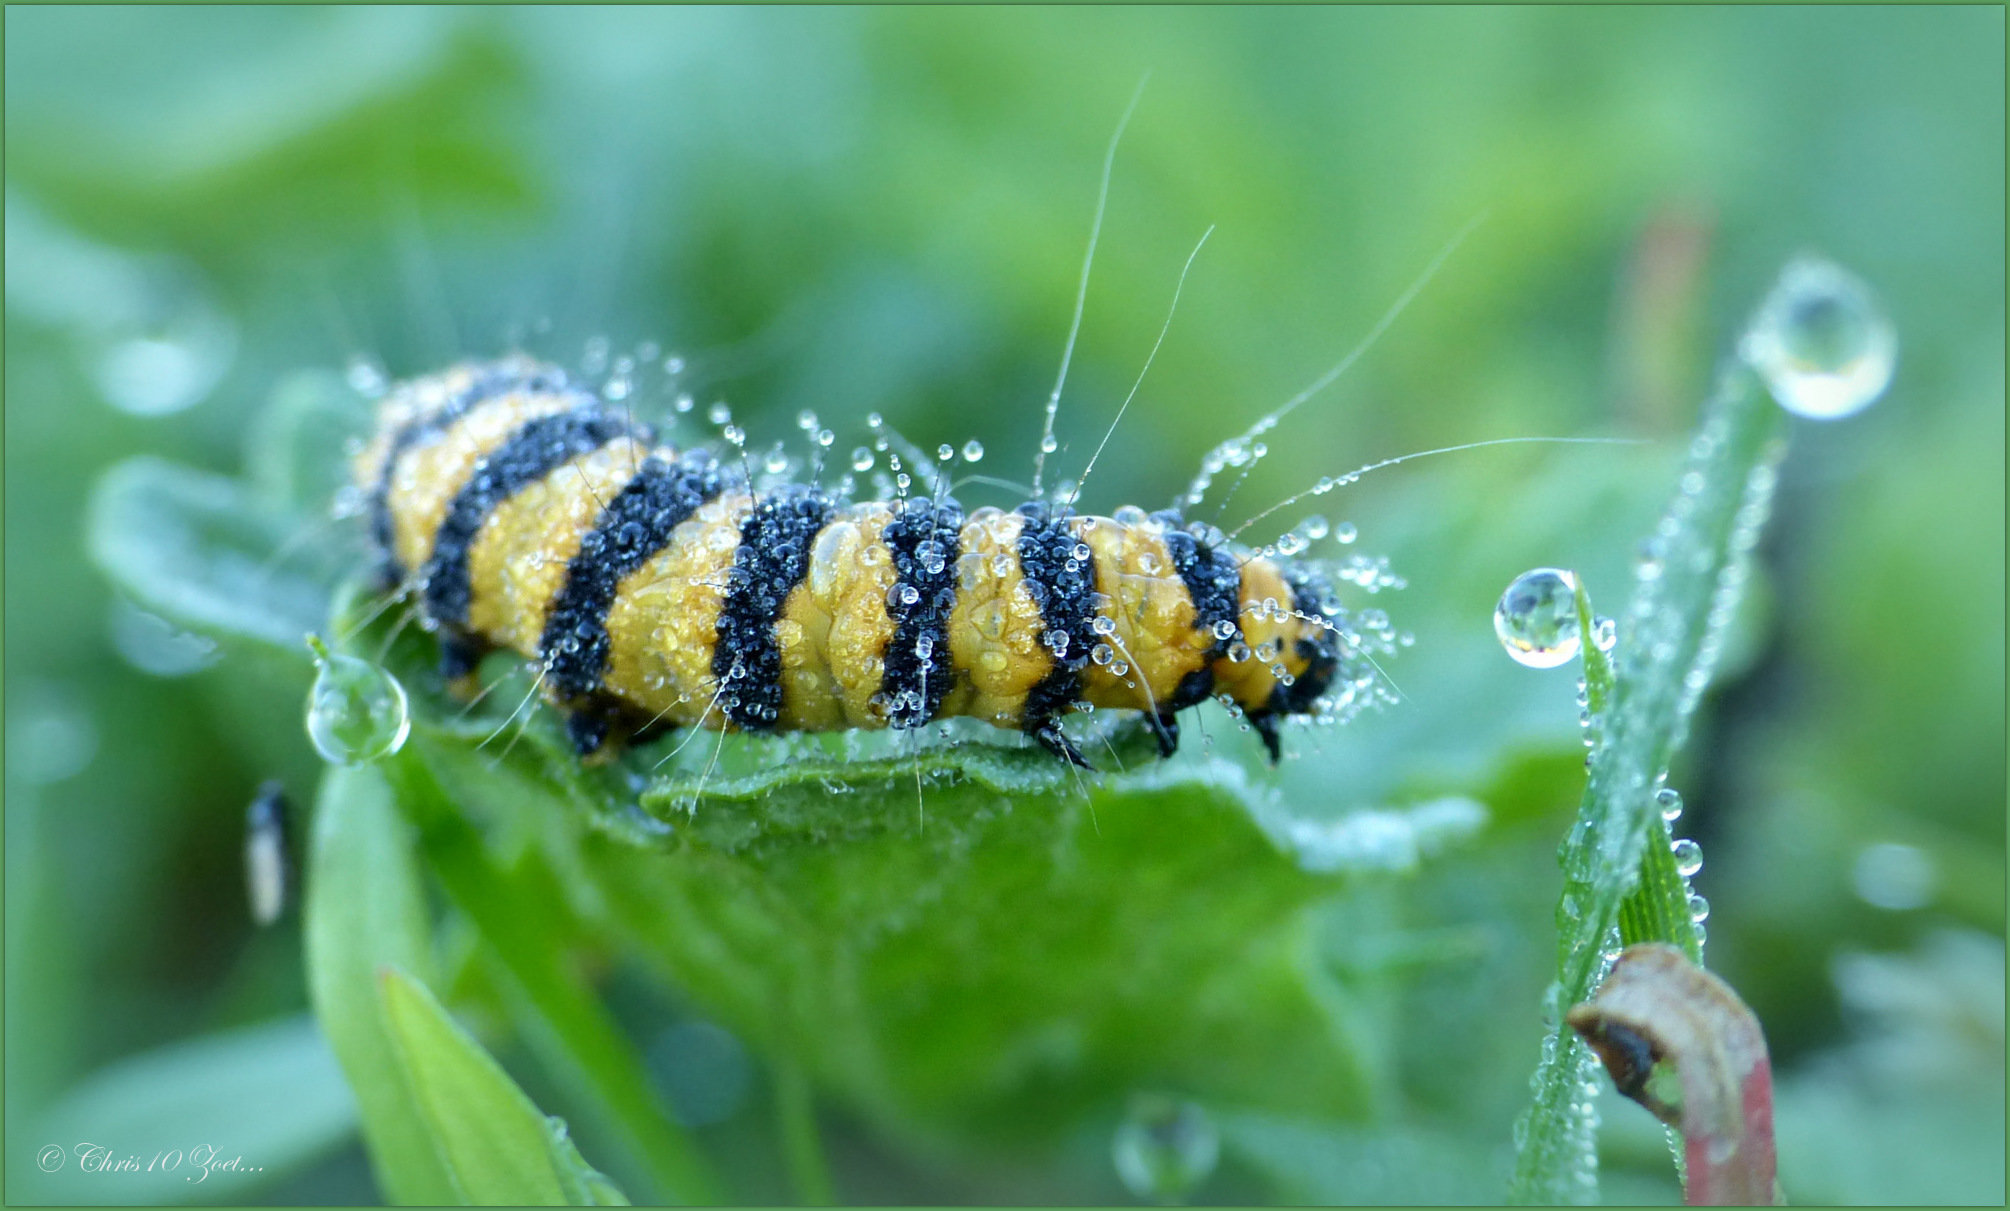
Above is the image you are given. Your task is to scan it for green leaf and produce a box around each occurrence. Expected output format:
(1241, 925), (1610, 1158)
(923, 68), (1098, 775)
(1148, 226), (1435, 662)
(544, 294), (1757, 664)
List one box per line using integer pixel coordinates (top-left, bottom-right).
(304, 762), (458, 1205)
(245, 368), (374, 516)
(17, 1015), (355, 1205)
(88, 456), (330, 652)
(1579, 579), (1702, 965)
(1510, 326), (1792, 1198)
(376, 745), (721, 1205)
(576, 754), (1404, 1144)
(377, 966), (629, 1206)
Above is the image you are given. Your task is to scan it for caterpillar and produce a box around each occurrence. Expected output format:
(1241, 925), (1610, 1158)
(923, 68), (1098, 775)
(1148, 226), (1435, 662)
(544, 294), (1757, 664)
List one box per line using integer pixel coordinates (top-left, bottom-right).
(353, 354), (1381, 768)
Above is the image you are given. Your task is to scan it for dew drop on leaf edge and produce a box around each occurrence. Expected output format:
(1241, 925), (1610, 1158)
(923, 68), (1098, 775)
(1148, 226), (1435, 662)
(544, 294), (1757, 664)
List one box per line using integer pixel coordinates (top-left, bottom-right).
(1495, 567), (1582, 669)
(305, 640), (411, 766)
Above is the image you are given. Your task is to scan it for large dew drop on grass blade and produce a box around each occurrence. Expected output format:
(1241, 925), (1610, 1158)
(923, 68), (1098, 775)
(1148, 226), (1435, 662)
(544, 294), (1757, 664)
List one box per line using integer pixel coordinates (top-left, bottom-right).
(305, 636), (410, 765)
(1495, 568), (1584, 669)
(1740, 258), (1896, 420)
(1112, 1095), (1219, 1204)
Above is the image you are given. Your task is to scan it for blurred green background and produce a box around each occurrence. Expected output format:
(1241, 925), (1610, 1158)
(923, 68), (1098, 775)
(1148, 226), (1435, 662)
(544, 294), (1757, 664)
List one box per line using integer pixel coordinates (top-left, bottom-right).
(5, 6), (2002, 1204)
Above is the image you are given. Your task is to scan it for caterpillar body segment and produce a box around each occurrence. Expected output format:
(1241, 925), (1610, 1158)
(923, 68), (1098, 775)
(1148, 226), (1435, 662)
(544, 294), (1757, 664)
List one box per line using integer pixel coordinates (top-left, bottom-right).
(358, 357), (1357, 766)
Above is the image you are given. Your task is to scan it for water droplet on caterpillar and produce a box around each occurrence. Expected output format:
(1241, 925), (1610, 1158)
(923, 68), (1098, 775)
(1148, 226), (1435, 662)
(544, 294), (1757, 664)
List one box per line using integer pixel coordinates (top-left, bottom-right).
(1741, 257), (1897, 420)
(1494, 568), (1582, 669)
(304, 637), (409, 765)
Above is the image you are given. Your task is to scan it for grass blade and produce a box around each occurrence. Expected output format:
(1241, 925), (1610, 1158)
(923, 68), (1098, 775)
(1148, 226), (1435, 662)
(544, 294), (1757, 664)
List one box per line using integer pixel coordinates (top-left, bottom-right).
(1509, 352), (1788, 1203)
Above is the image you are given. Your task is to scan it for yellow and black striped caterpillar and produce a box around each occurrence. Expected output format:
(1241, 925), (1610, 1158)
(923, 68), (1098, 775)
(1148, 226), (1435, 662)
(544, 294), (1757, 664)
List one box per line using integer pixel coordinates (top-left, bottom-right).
(357, 355), (1369, 768)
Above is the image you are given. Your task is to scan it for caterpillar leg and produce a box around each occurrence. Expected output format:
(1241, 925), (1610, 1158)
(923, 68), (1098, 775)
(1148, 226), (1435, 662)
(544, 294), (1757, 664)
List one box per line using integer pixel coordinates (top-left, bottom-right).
(439, 631), (487, 699)
(1248, 711), (1283, 765)
(1033, 721), (1094, 770)
(1148, 710), (1181, 758)
(564, 705), (613, 759)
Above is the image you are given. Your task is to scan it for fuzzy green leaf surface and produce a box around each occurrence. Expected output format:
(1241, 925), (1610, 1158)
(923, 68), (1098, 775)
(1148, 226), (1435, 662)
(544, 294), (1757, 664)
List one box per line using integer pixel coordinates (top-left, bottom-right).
(305, 762), (461, 1205)
(378, 966), (630, 1206)
(376, 744), (720, 1205)
(449, 723), (1398, 1146)
(1510, 357), (1788, 1204)
(87, 456), (333, 652)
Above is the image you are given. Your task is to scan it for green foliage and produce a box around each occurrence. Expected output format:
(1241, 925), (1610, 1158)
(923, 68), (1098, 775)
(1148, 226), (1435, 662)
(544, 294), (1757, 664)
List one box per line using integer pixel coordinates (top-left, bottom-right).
(377, 968), (629, 1206)
(305, 763), (459, 1204)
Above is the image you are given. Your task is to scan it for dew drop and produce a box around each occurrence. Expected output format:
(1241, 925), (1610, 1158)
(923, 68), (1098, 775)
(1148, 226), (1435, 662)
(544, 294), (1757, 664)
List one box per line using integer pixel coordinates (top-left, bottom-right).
(345, 355), (388, 399)
(1741, 257), (1897, 420)
(851, 447), (875, 472)
(1112, 1096), (1218, 1204)
(1656, 788), (1684, 823)
(304, 637), (410, 765)
(1334, 521), (1358, 545)
(1671, 838), (1704, 878)
(1591, 616), (1617, 653)
(1687, 893), (1710, 923)
(1494, 568), (1582, 669)
(1851, 842), (1936, 911)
